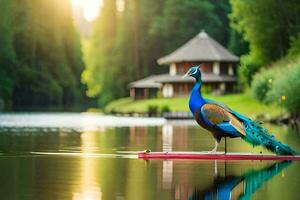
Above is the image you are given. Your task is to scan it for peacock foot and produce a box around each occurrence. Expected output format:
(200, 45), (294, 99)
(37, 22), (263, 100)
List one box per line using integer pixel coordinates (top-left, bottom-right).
(209, 148), (217, 154)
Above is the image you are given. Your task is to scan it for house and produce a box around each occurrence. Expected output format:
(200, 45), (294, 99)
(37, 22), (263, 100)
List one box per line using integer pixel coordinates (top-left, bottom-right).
(129, 30), (239, 100)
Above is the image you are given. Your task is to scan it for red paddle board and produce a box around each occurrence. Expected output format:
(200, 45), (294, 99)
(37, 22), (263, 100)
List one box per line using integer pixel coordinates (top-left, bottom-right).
(138, 151), (300, 161)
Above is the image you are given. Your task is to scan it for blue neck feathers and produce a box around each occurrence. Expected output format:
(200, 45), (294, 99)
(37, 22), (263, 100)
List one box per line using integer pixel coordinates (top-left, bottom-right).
(189, 79), (206, 115)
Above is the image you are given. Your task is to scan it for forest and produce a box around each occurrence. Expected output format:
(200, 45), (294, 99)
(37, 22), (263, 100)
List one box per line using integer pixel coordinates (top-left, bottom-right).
(0, 0), (85, 110)
(1, 0), (300, 115)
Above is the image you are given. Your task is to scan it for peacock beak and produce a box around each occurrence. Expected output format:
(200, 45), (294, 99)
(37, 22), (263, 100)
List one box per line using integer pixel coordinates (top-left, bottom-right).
(183, 72), (189, 78)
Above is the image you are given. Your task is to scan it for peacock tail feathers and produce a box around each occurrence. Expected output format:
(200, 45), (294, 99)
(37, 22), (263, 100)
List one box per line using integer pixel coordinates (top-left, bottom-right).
(241, 120), (297, 155)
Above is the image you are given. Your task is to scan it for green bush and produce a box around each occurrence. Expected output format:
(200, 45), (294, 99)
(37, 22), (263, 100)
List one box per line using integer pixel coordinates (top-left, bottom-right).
(266, 64), (300, 114)
(251, 55), (300, 115)
(110, 108), (117, 114)
(161, 105), (170, 113)
(251, 68), (281, 103)
(147, 105), (158, 116)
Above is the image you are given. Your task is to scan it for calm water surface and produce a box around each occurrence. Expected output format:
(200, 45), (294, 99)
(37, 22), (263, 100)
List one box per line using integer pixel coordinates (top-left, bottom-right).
(0, 113), (300, 200)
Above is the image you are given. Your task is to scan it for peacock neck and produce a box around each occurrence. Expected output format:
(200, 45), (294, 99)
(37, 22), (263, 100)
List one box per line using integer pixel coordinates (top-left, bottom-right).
(189, 79), (205, 115)
(193, 80), (202, 94)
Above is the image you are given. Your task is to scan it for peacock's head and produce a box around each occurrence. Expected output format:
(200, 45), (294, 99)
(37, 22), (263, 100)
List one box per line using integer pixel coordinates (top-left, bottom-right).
(183, 65), (201, 80)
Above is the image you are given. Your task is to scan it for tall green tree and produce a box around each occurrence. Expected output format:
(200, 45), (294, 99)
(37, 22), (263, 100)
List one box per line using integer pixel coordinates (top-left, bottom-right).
(139, 0), (166, 76)
(82, 0), (118, 104)
(0, 1), (16, 107)
(228, 29), (249, 57)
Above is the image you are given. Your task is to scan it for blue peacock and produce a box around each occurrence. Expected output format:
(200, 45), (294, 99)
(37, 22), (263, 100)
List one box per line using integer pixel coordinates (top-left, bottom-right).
(184, 65), (296, 155)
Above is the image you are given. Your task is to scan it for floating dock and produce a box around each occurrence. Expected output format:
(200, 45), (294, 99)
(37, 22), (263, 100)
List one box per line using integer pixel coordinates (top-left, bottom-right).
(138, 151), (300, 161)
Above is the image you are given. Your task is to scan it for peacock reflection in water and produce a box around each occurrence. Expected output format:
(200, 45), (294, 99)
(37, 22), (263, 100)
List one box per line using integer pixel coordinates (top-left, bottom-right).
(189, 161), (292, 200)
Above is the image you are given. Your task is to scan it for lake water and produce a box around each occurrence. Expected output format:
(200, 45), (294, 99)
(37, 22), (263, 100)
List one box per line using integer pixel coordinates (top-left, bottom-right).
(0, 113), (300, 200)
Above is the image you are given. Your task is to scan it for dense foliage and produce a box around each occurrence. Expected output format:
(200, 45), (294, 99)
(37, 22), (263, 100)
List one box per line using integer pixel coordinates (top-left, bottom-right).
(251, 57), (300, 115)
(231, 0), (300, 85)
(251, 68), (280, 103)
(268, 64), (300, 115)
(0, 0), (85, 109)
(83, 0), (247, 105)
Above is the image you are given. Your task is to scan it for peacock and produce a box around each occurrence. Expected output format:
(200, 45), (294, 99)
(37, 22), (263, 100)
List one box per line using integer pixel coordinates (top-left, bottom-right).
(184, 65), (297, 155)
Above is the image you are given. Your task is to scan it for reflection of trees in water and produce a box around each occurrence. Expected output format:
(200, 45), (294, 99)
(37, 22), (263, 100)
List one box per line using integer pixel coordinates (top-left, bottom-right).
(189, 161), (292, 200)
(0, 127), (81, 152)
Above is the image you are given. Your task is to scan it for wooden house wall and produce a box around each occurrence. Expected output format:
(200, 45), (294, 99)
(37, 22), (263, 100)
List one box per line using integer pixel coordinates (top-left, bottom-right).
(172, 83), (194, 97)
(175, 62), (237, 75)
(175, 62), (213, 74)
(168, 82), (235, 97)
(131, 88), (158, 100)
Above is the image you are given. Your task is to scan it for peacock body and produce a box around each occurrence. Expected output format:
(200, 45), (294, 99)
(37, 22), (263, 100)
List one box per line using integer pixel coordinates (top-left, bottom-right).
(184, 66), (296, 155)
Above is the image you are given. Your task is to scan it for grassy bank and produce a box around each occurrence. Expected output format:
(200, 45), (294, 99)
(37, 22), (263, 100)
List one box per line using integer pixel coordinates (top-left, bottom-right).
(105, 93), (282, 119)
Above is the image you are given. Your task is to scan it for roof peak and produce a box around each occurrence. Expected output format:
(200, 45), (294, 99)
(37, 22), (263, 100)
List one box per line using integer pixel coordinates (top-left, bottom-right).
(198, 30), (208, 38)
(157, 29), (239, 65)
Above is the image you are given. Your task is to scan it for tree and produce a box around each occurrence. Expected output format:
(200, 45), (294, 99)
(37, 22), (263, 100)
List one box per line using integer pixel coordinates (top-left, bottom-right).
(0, 1), (16, 107)
(82, 0), (118, 104)
(228, 29), (249, 57)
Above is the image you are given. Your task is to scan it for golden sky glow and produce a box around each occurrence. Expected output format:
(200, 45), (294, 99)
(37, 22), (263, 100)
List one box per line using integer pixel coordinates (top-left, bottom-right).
(71, 0), (124, 21)
(71, 0), (102, 21)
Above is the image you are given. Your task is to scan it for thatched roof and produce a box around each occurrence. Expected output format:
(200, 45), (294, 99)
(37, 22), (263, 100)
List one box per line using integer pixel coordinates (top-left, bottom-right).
(158, 30), (239, 65)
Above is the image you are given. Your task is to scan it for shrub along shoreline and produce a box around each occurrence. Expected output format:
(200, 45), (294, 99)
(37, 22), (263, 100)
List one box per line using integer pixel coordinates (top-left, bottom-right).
(251, 56), (300, 124)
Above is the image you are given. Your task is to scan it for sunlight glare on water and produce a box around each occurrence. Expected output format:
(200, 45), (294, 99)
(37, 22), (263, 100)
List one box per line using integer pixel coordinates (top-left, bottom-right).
(0, 112), (168, 130)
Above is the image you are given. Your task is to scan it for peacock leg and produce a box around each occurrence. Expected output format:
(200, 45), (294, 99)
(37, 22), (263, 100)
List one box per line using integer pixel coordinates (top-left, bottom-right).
(210, 140), (219, 153)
